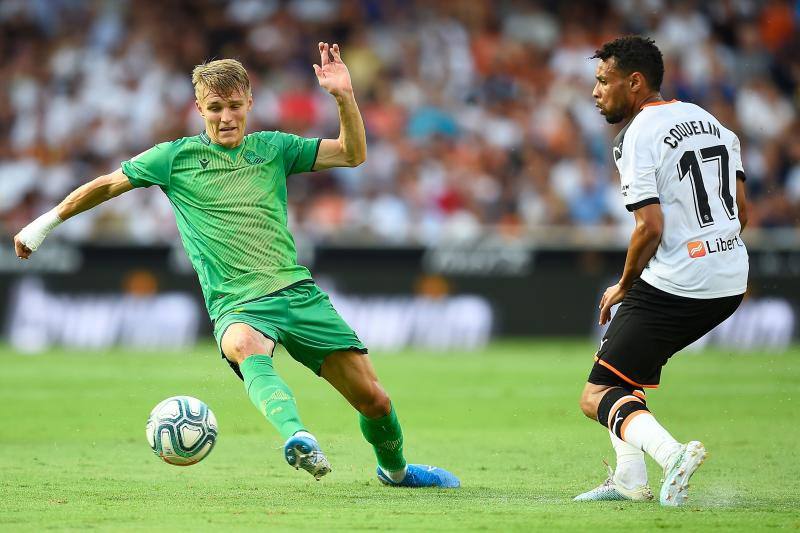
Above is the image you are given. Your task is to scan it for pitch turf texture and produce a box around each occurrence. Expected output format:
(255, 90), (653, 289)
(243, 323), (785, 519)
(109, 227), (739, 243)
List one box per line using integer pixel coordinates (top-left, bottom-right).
(1, 340), (798, 531)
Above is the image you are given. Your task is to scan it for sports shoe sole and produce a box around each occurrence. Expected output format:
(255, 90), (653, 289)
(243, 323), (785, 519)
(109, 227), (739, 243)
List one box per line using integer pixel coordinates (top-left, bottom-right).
(285, 443), (331, 481)
(660, 440), (707, 506)
(574, 485), (653, 502)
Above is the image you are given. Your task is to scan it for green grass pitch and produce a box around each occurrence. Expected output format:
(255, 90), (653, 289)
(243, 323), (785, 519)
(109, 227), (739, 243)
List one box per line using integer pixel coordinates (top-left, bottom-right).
(1, 340), (798, 531)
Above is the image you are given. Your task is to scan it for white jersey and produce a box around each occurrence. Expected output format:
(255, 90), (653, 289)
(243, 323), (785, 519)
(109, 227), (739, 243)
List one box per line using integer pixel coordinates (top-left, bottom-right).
(614, 100), (748, 298)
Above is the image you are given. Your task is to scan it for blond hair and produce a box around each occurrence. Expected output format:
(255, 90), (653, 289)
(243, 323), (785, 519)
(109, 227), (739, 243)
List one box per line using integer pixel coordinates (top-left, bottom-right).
(191, 59), (251, 100)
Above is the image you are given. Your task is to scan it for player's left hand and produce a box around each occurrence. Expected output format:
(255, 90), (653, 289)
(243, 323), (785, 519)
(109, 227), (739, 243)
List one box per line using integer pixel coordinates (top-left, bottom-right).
(13, 233), (32, 259)
(313, 43), (353, 97)
(598, 283), (627, 326)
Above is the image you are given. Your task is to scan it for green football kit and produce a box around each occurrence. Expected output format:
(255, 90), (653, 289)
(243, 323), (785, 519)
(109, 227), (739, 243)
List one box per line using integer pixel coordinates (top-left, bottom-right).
(120, 128), (408, 476)
(120, 130), (367, 375)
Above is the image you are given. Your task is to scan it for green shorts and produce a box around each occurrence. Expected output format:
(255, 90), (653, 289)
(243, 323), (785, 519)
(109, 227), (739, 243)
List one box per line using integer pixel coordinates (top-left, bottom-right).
(213, 281), (367, 377)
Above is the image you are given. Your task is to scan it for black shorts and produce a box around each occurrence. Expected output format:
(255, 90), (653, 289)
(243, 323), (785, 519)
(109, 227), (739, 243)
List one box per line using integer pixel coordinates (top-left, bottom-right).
(588, 279), (743, 389)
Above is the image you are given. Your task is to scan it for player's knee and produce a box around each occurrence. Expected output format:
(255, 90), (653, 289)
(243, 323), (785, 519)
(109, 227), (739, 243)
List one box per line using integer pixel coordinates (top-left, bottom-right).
(579, 391), (599, 420)
(229, 339), (253, 363)
(224, 334), (270, 364)
(357, 388), (392, 419)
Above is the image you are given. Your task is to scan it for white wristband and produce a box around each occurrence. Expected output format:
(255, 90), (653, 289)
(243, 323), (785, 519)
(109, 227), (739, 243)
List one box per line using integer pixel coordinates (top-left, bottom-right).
(18, 208), (62, 251)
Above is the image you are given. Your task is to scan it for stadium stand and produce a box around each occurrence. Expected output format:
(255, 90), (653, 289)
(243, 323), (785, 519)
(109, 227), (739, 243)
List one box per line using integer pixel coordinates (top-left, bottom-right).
(0, 0), (798, 246)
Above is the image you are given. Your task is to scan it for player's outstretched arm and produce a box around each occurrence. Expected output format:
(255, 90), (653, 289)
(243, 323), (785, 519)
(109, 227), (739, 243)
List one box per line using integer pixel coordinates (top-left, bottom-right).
(14, 168), (134, 259)
(311, 42), (367, 170)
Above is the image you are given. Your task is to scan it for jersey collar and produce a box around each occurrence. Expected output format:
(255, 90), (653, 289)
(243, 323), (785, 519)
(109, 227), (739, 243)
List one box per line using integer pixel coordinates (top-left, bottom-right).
(199, 131), (246, 158)
(641, 99), (678, 110)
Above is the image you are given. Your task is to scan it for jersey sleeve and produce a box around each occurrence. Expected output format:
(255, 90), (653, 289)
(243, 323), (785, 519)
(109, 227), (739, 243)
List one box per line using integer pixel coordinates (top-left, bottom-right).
(275, 131), (321, 175)
(619, 126), (660, 211)
(121, 142), (174, 189)
(731, 133), (746, 181)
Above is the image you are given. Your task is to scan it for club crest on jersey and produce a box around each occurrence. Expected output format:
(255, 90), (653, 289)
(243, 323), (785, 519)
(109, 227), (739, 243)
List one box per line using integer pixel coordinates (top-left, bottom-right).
(687, 240), (706, 258)
(243, 150), (265, 165)
(613, 144), (622, 162)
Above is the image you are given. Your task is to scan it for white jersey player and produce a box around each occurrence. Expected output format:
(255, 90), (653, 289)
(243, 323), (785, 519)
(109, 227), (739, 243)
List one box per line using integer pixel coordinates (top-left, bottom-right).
(574, 36), (749, 507)
(614, 99), (748, 298)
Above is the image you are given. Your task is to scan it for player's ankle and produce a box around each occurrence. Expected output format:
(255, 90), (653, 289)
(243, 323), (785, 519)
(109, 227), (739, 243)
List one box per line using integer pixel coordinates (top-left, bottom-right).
(292, 430), (317, 442)
(614, 471), (646, 490)
(379, 465), (407, 483)
(613, 464), (647, 489)
(657, 442), (684, 469)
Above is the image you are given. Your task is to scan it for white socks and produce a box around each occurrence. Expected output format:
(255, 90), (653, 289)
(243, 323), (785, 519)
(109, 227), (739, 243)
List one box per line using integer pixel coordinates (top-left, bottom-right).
(621, 412), (682, 469)
(380, 465), (408, 483)
(609, 431), (647, 489)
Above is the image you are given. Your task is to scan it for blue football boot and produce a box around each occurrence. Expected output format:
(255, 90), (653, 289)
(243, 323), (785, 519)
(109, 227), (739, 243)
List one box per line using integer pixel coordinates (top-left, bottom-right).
(284, 434), (331, 480)
(376, 464), (460, 488)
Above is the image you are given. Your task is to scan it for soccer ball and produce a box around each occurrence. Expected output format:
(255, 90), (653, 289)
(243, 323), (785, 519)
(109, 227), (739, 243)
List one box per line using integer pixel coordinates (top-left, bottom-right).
(145, 396), (218, 466)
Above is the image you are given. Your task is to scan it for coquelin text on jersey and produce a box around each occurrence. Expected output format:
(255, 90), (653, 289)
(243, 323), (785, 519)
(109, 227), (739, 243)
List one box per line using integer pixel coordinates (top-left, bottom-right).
(663, 120), (721, 149)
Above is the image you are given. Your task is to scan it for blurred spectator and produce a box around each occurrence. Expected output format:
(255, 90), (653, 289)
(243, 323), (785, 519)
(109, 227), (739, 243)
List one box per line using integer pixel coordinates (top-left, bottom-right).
(1, 0), (798, 247)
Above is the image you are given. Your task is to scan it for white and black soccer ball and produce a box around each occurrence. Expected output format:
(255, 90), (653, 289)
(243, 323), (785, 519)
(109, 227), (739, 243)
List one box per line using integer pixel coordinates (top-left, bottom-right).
(145, 396), (217, 466)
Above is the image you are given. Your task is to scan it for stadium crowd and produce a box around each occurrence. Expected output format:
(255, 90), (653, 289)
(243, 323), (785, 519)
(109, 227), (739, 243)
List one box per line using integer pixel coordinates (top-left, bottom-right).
(1, 0), (798, 246)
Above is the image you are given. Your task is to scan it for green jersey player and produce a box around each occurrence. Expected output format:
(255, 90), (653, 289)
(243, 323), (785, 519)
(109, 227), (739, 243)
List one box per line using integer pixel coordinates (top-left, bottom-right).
(14, 42), (459, 489)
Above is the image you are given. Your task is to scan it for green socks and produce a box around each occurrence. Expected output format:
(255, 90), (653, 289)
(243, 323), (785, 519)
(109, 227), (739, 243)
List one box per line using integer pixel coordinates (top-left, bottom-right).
(240, 355), (305, 440)
(359, 405), (406, 472)
(241, 355), (406, 472)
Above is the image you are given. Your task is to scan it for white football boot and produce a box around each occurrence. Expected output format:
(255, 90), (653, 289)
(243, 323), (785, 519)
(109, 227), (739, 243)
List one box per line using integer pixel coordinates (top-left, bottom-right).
(574, 461), (653, 502)
(660, 440), (707, 506)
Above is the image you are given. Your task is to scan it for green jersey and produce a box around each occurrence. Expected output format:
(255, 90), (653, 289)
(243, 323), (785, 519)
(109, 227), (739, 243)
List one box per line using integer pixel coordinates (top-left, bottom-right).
(121, 130), (321, 321)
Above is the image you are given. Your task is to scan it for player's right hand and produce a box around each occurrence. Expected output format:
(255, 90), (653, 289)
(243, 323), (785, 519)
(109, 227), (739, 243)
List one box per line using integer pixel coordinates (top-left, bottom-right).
(14, 234), (32, 259)
(598, 282), (627, 326)
(313, 43), (353, 98)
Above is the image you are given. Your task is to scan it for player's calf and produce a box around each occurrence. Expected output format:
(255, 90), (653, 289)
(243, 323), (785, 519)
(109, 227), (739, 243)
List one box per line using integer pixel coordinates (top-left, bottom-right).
(221, 323), (310, 441)
(574, 386), (657, 502)
(595, 387), (650, 440)
(353, 389), (392, 419)
(594, 386), (689, 485)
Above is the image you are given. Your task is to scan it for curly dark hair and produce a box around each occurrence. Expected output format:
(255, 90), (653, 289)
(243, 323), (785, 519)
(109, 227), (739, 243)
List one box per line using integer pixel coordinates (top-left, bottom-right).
(591, 36), (664, 91)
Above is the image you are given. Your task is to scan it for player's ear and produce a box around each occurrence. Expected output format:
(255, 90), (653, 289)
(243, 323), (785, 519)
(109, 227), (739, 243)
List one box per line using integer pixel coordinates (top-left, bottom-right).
(247, 94), (253, 111)
(629, 72), (645, 93)
(195, 99), (204, 117)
